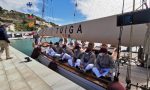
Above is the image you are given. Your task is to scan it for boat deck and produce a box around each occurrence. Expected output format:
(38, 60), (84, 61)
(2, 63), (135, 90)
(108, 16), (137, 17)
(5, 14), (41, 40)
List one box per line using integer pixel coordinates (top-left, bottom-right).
(40, 53), (150, 90)
(0, 47), (85, 90)
(119, 63), (150, 89)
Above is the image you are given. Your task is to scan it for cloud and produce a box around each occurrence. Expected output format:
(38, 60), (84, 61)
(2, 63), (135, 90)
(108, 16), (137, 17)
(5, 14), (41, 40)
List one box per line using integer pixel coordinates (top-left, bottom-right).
(75, 0), (144, 20)
(44, 16), (64, 22)
(0, 0), (40, 13)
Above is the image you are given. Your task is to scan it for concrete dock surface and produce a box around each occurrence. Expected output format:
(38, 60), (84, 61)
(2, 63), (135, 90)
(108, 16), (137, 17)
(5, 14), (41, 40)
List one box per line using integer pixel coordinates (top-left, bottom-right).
(0, 47), (85, 90)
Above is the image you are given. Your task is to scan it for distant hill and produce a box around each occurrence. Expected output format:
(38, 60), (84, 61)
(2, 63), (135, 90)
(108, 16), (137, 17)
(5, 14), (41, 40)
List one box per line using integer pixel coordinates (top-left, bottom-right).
(0, 6), (58, 31)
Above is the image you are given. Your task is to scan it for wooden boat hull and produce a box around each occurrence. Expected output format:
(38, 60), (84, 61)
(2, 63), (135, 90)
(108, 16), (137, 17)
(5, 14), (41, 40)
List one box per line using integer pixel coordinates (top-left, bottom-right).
(38, 54), (107, 90)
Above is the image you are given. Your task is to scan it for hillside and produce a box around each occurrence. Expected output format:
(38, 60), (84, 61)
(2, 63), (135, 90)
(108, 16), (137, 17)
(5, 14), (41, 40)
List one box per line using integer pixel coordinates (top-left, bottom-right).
(0, 6), (57, 31)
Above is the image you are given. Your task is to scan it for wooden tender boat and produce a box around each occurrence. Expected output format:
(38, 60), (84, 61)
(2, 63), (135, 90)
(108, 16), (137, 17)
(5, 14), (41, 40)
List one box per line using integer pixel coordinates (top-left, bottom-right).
(36, 45), (112, 90)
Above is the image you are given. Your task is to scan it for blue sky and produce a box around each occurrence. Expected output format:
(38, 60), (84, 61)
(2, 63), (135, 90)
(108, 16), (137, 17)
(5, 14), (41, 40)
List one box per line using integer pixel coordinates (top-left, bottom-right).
(0, 0), (146, 25)
(37, 0), (86, 25)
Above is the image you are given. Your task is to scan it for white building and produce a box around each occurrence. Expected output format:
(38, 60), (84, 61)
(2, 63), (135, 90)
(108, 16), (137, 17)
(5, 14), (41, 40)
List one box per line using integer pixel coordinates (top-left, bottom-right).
(7, 23), (15, 32)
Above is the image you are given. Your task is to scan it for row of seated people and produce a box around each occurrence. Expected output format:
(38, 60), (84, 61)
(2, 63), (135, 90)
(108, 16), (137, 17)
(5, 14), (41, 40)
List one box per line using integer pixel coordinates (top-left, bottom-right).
(43, 42), (116, 81)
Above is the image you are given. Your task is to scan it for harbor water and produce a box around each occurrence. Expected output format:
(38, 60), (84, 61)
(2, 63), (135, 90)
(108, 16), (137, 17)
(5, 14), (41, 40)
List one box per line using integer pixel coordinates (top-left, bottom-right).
(10, 37), (60, 56)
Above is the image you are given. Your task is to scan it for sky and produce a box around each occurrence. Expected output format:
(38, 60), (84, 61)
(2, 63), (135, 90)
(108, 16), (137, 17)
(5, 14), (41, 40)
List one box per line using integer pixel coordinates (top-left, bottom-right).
(0, 0), (149, 25)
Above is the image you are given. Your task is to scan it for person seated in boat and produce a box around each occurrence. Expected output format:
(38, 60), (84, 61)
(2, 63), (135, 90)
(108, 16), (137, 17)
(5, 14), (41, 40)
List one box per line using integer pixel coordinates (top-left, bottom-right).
(74, 42), (96, 72)
(101, 43), (107, 48)
(46, 43), (61, 57)
(68, 39), (74, 47)
(73, 44), (83, 62)
(111, 48), (118, 61)
(100, 43), (112, 55)
(92, 48), (115, 79)
(61, 44), (74, 67)
(54, 42), (63, 54)
(49, 41), (57, 52)
(59, 37), (63, 45)
(40, 43), (49, 53)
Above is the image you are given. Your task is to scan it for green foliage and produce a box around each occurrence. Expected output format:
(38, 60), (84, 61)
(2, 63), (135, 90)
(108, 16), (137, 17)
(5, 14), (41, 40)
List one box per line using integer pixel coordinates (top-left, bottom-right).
(0, 6), (4, 14)
(0, 6), (57, 31)
(49, 22), (58, 26)
(0, 6), (3, 11)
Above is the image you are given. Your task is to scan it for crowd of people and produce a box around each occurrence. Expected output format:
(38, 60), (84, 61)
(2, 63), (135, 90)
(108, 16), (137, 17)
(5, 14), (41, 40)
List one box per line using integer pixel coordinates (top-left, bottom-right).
(37, 39), (117, 80)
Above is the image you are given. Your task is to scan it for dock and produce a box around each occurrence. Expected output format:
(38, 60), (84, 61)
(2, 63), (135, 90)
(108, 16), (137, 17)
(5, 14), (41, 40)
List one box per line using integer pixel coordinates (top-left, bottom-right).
(0, 46), (149, 90)
(0, 47), (85, 90)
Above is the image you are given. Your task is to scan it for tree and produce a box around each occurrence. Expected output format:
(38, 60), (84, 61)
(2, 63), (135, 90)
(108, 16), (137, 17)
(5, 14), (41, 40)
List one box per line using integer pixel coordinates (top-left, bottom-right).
(0, 6), (3, 11)
(0, 6), (4, 14)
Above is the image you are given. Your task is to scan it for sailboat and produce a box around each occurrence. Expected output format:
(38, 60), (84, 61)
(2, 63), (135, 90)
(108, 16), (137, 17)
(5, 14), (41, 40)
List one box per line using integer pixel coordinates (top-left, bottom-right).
(35, 0), (150, 90)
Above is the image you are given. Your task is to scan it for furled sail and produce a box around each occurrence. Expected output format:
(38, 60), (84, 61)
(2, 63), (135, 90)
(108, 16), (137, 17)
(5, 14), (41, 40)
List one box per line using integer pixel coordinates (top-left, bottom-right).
(38, 15), (147, 46)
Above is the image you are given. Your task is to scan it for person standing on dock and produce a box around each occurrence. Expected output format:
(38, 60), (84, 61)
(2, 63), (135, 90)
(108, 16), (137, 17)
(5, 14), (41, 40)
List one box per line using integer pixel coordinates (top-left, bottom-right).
(33, 33), (40, 48)
(0, 24), (12, 60)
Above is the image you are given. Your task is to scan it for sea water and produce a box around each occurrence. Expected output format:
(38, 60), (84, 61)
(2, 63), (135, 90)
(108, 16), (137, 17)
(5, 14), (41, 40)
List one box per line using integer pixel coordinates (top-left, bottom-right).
(10, 37), (60, 56)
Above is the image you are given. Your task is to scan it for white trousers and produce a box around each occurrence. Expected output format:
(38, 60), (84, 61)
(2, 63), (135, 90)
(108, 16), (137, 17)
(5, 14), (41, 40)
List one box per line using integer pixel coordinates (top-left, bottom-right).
(48, 51), (61, 57)
(62, 53), (73, 67)
(0, 40), (10, 58)
(74, 59), (94, 71)
(92, 67), (111, 78)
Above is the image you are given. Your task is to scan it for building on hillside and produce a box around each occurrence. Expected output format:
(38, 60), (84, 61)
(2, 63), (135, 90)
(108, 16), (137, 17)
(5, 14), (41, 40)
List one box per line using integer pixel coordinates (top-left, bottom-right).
(36, 20), (53, 28)
(7, 23), (15, 32)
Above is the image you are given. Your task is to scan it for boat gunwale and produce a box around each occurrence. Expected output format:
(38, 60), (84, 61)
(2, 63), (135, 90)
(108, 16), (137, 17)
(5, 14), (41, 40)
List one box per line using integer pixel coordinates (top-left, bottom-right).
(41, 52), (112, 89)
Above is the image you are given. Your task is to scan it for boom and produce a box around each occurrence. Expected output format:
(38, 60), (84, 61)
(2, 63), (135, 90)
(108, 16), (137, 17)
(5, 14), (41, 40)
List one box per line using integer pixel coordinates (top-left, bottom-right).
(38, 15), (147, 46)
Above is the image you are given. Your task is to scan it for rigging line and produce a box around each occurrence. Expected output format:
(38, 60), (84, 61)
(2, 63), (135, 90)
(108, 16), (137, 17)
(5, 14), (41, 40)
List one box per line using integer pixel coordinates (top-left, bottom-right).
(124, 1), (141, 12)
(48, 0), (53, 23)
(73, 0), (78, 23)
(146, 26), (150, 88)
(142, 0), (144, 9)
(149, 0), (150, 8)
(42, 0), (45, 19)
(140, 0), (142, 8)
(126, 0), (135, 89)
(48, 0), (54, 37)
(40, 0), (46, 42)
(140, 1), (150, 88)
(136, 0), (147, 10)
(142, 0), (148, 8)
(144, 1), (150, 88)
(115, 0), (125, 81)
(50, 0), (54, 24)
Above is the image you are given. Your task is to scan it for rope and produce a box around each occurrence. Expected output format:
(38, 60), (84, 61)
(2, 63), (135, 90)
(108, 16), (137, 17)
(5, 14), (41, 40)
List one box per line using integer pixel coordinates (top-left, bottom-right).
(40, 0), (47, 42)
(48, 0), (54, 37)
(49, 0), (54, 23)
(139, 1), (150, 89)
(144, 22), (150, 89)
(73, 0), (78, 22)
(42, 0), (45, 19)
(142, 1), (150, 88)
(149, 0), (150, 7)
(126, 0), (135, 89)
(115, 0), (125, 81)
